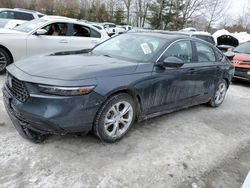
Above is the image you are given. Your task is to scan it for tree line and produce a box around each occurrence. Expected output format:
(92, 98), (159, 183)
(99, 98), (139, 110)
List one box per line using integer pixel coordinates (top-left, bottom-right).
(0, 0), (250, 32)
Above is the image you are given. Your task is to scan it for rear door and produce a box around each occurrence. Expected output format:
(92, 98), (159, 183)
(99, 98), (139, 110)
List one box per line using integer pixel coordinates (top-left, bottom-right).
(69, 23), (102, 50)
(26, 22), (71, 57)
(190, 40), (221, 105)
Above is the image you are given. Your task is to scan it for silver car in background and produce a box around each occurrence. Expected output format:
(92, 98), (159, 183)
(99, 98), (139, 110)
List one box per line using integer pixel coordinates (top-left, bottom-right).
(0, 8), (44, 29)
(0, 15), (110, 74)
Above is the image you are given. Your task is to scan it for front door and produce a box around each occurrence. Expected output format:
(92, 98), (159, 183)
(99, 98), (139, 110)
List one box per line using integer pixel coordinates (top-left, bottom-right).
(26, 22), (70, 57)
(145, 40), (197, 114)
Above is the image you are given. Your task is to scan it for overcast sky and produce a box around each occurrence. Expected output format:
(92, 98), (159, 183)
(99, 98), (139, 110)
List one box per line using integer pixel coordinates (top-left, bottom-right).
(229, 0), (247, 17)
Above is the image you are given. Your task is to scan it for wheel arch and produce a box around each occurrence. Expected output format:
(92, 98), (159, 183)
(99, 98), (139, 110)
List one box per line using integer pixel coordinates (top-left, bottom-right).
(0, 45), (14, 63)
(104, 88), (143, 115)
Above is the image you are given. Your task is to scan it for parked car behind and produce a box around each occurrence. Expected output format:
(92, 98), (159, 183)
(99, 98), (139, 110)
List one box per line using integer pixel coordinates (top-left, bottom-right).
(2, 32), (234, 143)
(0, 8), (44, 29)
(102, 22), (125, 36)
(174, 31), (216, 45)
(230, 42), (250, 81)
(216, 35), (239, 52)
(0, 15), (110, 74)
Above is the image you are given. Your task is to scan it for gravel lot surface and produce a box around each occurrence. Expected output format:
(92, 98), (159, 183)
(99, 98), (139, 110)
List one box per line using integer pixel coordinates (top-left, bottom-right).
(0, 74), (249, 188)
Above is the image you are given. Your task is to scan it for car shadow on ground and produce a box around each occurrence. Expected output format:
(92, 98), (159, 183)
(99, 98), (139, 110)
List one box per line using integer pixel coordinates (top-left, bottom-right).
(232, 79), (250, 87)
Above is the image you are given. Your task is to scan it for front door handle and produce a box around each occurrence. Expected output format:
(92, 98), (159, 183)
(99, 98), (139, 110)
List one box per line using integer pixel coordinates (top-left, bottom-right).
(60, 39), (68, 44)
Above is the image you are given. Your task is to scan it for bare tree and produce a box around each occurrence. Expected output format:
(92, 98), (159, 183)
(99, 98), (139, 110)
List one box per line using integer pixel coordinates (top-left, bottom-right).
(181, 0), (204, 27)
(123, 0), (133, 24)
(204, 0), (230, 31)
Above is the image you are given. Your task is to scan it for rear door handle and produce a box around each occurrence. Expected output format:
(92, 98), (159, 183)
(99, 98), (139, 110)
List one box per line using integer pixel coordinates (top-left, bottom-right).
(189, 68), (196, 74)
(60, 39), (68, 44)
(91, 40), (98, 44)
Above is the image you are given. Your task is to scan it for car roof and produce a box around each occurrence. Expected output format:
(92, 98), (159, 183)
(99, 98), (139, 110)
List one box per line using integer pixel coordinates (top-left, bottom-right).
(0, 8), (43, 15)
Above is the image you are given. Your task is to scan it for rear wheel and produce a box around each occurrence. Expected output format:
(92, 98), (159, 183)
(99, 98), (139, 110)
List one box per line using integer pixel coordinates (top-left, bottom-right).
(209, 79), (227, 107)
(13, 122), (49, 143)
(0, 48), (11, 74)
(93, 93), (136, 143)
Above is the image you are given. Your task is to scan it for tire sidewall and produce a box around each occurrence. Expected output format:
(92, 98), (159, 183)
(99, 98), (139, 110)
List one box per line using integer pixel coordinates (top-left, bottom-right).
(94, 93), (136, 143)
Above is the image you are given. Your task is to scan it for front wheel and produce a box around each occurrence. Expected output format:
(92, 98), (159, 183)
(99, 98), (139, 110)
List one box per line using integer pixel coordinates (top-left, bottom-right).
(209, 80), (228, 107)
(93, 93), (136, 143)
(0, 48), (11, 74)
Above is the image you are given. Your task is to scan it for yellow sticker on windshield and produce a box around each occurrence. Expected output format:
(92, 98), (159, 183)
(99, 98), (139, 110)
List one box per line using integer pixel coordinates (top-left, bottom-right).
(140, 43), (152, 54)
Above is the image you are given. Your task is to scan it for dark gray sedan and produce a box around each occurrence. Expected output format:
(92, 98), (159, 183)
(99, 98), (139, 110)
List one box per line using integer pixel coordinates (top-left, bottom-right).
(2, 33), (234, 143)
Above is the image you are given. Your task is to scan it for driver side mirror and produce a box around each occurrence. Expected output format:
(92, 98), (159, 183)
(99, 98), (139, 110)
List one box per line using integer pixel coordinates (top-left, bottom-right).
(157, 57), (185, 68)
(35, 29), (47, 35)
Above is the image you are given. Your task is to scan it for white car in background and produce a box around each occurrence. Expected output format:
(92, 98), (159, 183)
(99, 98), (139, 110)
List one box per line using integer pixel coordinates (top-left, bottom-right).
(0, 8), (44, 29)
(102, 22), (125, 36)
(0, 15), (110, 73)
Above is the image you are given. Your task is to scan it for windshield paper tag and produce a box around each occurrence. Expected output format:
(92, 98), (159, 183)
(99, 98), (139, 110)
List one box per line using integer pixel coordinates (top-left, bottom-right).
(140, 43), (152, 54)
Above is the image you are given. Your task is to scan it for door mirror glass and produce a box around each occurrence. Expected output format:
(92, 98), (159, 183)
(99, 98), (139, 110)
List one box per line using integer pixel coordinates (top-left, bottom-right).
(161, 56), (184, 68)
(35, 29), (47, 35)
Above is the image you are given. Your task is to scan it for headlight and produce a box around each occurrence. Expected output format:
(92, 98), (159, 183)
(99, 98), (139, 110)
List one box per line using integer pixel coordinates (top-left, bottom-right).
(38, 85), (95, 96)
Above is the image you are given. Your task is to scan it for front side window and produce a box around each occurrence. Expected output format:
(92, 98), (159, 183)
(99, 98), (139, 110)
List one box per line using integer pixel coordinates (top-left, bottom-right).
(42, 23), (69, 36)
(160, 40), (193, 63)
(195, 42), (216, 62)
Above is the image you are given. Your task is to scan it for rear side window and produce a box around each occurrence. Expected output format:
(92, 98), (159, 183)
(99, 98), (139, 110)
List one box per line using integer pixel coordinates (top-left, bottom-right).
(73, 24), (101, 38)
(160, 40), (193, 63)
(195, 42), (216, 62)
(0, 11), (14, 19)
(15, 12), (34, 20)
(90, 28), (101, 38)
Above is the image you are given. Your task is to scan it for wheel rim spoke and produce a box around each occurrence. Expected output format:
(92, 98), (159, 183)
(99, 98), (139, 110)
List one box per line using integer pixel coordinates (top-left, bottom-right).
(215, 83), (227, 104)
(104, 101), (133, 138)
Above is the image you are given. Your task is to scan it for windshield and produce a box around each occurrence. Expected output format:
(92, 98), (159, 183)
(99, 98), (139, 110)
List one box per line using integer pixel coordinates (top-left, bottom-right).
(92, 34), (166, 62)
(14, 19), (47, 33)
(233, 43), (250, 54)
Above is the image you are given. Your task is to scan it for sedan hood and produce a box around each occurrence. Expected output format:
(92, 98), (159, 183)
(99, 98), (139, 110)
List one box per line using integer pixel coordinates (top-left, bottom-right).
(13, 53), (138, 81)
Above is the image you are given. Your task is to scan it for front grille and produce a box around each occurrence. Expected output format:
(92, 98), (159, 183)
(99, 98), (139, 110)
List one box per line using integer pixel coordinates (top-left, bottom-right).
(235, 67), (249, 73)
(7, 74), (29, 102)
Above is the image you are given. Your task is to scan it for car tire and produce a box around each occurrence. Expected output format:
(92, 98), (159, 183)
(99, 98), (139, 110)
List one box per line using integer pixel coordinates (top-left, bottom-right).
(0, 48), (11, 74)
(209, 79), (228, 107)
(93, 93), (136, 143)
(13, 122), (49, 143)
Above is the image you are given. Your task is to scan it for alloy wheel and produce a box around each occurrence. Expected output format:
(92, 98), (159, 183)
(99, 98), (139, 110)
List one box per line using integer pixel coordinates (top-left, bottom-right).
(104, 101), (133, 138)
(214, 82), (227, 105)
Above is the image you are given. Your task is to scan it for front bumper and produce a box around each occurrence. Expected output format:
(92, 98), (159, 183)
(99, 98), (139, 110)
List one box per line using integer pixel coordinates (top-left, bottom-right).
(234, 67), (250, 81)
(2, 84), (103, 134)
